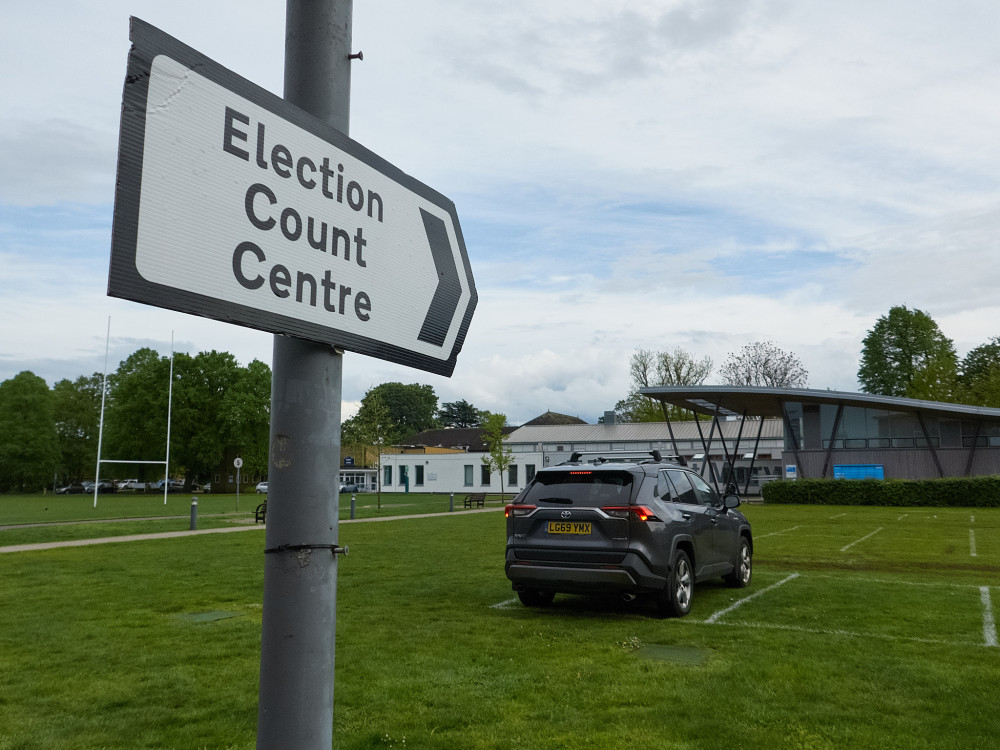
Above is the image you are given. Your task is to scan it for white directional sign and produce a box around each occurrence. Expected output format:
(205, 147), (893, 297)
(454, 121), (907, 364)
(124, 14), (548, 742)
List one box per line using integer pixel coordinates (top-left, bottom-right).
(109, 19), (477, 376)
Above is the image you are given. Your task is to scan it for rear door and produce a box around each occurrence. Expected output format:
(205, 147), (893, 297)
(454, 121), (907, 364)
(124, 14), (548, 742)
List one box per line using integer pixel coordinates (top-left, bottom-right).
(508, 468), (635, 564)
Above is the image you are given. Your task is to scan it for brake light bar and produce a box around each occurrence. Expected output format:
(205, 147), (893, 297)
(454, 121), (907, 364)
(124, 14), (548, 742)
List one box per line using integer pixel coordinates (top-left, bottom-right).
(505, 504), (536, 518)
(602, 505), (658, 522)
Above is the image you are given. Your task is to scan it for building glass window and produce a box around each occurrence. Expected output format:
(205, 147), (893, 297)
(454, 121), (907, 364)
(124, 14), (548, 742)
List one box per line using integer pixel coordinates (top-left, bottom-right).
(464, 465), (473, 486)
(415, 465), (424, 486)
(481, 464), (491, 486)
(526, 464), (536, 483)
(383, 465), (392, 487)
(508, 464), (518, 486)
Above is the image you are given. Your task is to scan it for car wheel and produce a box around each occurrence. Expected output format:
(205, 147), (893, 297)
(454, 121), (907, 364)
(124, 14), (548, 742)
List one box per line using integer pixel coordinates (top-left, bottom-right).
(657, 549), (693, 617)
(517, 589), (555, 607)
(724, 537), (752, 588)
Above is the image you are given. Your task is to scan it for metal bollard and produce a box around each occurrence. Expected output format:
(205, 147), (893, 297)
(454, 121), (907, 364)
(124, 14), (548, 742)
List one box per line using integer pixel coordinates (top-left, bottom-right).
(450, 491), (454, 512)
(190, 498), (198, 530)
(350, 493), (356, 520)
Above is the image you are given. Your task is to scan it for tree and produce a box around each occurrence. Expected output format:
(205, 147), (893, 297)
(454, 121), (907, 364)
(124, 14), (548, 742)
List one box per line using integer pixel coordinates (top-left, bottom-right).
(857, 306), (957, 398)
(436, 399), (486, 428)
(52, 374), (103, 484)
(220, 358), (272, 480)
(348, 387), (394, 509)
(480, 412), (513, 499)
(959, 336), (1000, 407)
(720, 341), (808, 388)
(103, 348), (172, 480)
(351, 382), (437, 444)
(615, 347), (713, 422)
(0, 371), (59, 492)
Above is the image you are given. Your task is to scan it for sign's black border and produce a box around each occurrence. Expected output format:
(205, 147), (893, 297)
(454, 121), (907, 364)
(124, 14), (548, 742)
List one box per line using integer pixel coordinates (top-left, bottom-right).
(109, 17), (477, 377)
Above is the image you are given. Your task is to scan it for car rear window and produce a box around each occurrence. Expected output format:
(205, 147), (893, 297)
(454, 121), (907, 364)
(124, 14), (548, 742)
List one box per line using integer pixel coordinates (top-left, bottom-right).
(522, 469), (634, 507)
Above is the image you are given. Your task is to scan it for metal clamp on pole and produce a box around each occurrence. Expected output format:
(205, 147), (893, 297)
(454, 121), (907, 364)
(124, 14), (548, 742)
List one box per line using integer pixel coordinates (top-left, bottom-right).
(264, 543), (349, 556)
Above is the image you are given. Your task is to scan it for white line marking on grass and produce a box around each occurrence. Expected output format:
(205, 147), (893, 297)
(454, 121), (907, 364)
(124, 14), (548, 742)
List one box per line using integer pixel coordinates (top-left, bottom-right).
(840, 527), (883, 552)
(714, 619), (983, 649)
(704, 573), (800, 624)
(829, 513), (846, 519)
(491, 598), (519, 610)
(982, 588), (997, 647)
(897, 514), (908, 521)
(756, 525), (802, 539)
(971, 530), (978, 557)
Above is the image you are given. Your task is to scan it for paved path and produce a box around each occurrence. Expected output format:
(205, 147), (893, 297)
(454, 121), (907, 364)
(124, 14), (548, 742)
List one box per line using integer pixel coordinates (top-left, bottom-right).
(0, 506), (504, 554)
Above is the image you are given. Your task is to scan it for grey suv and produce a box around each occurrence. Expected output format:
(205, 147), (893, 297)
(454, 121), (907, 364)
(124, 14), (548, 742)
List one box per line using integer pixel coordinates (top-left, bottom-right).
(504, 451), (752, 616)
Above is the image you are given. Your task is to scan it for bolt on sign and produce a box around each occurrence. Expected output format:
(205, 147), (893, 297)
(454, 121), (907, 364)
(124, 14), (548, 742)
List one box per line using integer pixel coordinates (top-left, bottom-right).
(109, 18), (477, 376)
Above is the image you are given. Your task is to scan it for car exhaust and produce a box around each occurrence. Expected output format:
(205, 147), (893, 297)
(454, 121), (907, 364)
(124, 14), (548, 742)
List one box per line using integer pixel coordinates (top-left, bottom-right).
(621, 593), (637, 602)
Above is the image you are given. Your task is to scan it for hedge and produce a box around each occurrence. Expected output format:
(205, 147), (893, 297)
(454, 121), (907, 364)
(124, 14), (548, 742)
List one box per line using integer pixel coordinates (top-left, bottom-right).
(759, 476), (1000, 507)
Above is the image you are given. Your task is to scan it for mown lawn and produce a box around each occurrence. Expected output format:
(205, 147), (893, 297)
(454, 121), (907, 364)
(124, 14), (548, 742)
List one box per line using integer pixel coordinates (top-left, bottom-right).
(0, 504), (997, 749)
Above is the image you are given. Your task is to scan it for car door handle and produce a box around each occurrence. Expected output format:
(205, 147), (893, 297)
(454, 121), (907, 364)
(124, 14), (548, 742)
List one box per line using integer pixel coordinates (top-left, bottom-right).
(710, 517), (719, 525)
(682, 513), (692, 520)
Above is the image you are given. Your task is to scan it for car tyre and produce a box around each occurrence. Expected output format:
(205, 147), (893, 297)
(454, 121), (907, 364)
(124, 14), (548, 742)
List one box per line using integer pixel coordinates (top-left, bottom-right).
(517, 589), (555, 607)
(724, 537), (752, 588)
(657, 549), (693, 617)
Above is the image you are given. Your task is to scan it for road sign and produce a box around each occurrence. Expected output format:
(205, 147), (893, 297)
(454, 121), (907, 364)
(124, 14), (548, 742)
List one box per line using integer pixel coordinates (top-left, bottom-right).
(109, 19), (477, 376)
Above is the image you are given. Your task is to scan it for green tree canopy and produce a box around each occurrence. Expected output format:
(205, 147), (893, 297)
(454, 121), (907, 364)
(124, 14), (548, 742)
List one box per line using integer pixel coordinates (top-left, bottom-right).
(103, 348), (172, 478)
(103, 348), (270, 485)
(220, 359), (272, 478)
(436, 399), (486, 428)
(52, 373), (103, 483)
(858, 306), (957, 398)
(615, 347), (713, 422)
(720, 340), (808, 388)
(0, 371), (59, 492)
(350, 382), (437, 443)
(959, 336), (1000, 407)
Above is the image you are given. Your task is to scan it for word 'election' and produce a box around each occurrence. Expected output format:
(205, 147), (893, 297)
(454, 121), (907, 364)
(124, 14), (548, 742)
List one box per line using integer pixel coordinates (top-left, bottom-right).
(222, 107), (379, 322)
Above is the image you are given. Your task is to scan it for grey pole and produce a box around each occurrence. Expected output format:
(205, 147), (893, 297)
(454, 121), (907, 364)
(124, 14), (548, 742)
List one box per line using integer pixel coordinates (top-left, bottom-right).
(256, 2), (353, 748)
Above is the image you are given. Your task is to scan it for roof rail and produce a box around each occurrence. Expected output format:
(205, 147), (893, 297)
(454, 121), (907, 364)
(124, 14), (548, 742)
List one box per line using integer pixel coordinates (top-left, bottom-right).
(563, 450), (684, 466)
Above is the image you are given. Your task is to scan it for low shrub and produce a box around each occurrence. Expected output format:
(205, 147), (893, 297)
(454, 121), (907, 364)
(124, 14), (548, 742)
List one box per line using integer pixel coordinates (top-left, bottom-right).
(760, 475), (1000, 507)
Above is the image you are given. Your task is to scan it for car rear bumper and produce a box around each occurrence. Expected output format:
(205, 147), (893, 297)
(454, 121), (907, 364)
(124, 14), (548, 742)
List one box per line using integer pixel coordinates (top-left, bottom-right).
(505, 551), (665, 594)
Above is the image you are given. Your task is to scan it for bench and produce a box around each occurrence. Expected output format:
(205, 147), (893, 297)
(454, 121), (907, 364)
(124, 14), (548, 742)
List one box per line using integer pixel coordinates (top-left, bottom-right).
(463, 493), (486, 508)
(255, 501), (267, 524)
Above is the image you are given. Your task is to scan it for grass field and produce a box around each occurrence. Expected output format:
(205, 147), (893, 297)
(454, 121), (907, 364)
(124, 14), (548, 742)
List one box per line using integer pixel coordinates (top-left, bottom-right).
(0, 501), (997, 749)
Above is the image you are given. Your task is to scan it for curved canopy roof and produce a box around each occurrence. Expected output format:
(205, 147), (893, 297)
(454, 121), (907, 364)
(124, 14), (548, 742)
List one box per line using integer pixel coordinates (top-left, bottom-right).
(639, 386), (1000, 423)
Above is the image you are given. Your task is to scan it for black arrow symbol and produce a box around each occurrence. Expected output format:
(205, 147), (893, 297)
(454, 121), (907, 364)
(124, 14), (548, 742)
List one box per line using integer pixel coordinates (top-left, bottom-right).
(417, 208), (462, 347)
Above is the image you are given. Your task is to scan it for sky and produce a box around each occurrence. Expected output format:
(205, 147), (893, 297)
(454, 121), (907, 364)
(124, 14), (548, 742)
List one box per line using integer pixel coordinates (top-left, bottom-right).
(3, 0), (1000, 425)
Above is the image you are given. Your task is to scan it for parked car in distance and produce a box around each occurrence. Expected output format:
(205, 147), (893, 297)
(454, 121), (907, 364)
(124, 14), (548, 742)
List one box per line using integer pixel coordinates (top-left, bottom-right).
(152, 479), (184, 493)
(256, 481), (268, 494)
(55, 483), (85, 495)
(504, 450), (753, 617)
(116, 478), (138, 490)
(339, 483), (359, 493)
(83, 480), (116, 494)
(120, 480), (148, 491)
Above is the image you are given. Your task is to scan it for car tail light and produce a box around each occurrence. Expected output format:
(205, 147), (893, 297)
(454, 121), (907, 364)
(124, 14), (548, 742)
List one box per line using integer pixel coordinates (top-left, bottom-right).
(602, 505), (659, 522)
(505, 504), (536, 518)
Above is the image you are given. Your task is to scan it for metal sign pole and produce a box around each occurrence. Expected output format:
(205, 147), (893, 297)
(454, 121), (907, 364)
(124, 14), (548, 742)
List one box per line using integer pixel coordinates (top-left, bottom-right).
(256, 1), (352, 747)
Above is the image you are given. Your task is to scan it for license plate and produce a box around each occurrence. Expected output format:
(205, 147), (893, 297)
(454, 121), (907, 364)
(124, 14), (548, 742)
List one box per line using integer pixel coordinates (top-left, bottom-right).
(547, 521), (592, 535)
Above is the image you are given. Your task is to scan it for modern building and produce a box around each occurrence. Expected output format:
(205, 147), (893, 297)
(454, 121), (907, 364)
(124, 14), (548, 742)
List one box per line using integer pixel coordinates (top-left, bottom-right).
(641, 386), (1000, 483)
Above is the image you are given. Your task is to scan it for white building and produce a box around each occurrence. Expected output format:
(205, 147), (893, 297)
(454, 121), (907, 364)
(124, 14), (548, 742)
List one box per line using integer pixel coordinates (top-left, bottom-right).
(380, 415), (785, 497)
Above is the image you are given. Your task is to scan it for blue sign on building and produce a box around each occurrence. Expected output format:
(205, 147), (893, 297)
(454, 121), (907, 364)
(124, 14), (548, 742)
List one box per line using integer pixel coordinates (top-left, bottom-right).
(833, 464), (884, 480)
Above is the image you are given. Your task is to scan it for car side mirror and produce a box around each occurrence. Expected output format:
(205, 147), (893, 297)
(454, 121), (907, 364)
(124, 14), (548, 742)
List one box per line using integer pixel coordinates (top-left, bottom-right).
(723, 494), (741, 509)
